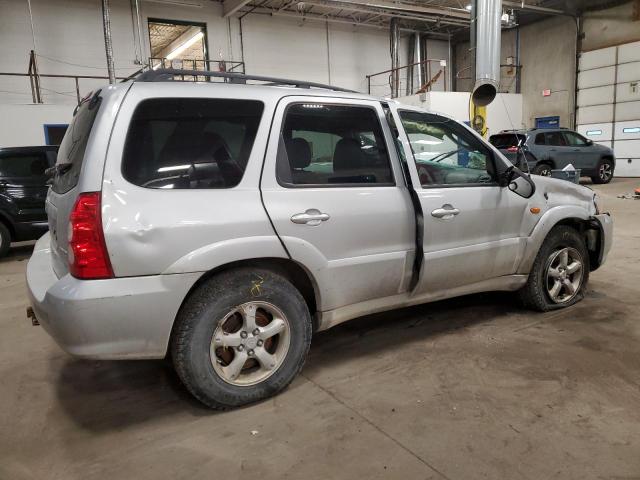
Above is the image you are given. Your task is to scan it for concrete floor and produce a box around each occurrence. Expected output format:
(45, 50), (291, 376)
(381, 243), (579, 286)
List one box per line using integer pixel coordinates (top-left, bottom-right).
(1, 178), (639, 480)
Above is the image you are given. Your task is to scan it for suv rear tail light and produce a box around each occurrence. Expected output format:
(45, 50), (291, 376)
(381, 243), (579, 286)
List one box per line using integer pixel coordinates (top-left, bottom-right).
(506, 146), (519, 153)
(68, 192), (113, 279)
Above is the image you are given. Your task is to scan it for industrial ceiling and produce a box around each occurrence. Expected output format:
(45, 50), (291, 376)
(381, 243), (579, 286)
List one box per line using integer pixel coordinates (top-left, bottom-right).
(217, 0), (632, 38)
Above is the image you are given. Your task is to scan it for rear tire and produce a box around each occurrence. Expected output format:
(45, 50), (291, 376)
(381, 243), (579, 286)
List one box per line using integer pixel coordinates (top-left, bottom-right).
(591, 158), (614, 184)
(519, 226), (589, 312)
(0, 222), (11, 258)
(532, 163), (552, 176)
(171, 268), (312, 409)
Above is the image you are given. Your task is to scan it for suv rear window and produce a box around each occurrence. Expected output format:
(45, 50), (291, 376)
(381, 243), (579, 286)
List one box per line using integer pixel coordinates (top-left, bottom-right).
(122, 98), (264, 189)
(52, 92), (102, 194)
(489, 134), (526, 149)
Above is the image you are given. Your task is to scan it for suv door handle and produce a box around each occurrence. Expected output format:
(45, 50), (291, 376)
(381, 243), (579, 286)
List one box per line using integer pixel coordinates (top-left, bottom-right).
(431, 205), (460, 219)
(291, 209), (330, 226)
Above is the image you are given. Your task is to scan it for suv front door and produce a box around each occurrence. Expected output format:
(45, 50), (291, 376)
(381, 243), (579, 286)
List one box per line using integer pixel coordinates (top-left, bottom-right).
(392, 107), (530, 293)
(562, 131), (600, 172)
(261, 97), (415, 312)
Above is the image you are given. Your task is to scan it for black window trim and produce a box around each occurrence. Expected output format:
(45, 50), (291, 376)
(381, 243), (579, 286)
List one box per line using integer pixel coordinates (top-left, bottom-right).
(397, 109), (500, 190)
(275, 101), (398, 189)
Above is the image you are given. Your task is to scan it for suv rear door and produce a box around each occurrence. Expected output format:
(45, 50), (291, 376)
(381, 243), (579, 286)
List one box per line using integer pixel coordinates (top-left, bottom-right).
(47, 92), (104, 277)
(261, 97), (414, 312)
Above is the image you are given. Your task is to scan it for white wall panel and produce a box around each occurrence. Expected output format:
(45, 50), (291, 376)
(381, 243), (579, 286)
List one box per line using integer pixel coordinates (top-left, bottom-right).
(618, 41), (640, 63)
(577, 123), (613, 141)
(579, 46), (616, 70)
(616, 100), (640, 121)
(577, 104), (614, 124)
(616, 82), (640, 103)
(577, 66), (615, 89)
(614, 120), (640, 140)
(614, 139), (640, 158)
(577, 85), (614, 107)
(617, 61), (640, 83)
(615, 158), (640, 177)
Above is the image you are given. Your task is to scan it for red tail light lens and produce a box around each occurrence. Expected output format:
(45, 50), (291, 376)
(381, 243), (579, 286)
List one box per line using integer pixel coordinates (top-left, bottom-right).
(507, 146), (519, 153)
(68, 192), (113, 279)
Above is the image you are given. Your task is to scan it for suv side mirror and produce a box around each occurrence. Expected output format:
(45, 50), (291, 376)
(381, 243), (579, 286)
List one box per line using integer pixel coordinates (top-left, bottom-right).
(499, 166), (536, 198)
(585, 139), (593, 146)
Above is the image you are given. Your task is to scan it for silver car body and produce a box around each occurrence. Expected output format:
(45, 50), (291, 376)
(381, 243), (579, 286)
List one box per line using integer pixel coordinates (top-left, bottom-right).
(26, 81), (613, 359)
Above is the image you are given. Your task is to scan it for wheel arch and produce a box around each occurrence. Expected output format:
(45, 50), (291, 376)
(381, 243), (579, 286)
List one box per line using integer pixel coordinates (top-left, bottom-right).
(518, 207), (597, 274)
(172, 257), (321, 342)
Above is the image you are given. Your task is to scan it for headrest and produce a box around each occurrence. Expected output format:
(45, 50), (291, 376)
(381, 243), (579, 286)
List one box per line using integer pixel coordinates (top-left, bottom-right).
(286, 138), (312, 169)
(333, 138), (365, 171)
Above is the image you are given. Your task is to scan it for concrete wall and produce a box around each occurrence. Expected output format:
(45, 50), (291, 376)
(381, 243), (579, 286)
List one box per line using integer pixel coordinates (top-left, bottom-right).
(0, 104), (74, 147)
(519, 16), (577, 129)
(582, 1), (640, 52)
(0, 0), (424, 105)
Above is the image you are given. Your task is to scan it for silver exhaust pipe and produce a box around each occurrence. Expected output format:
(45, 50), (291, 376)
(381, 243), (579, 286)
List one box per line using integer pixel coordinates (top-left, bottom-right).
(472, 0), (502, 106)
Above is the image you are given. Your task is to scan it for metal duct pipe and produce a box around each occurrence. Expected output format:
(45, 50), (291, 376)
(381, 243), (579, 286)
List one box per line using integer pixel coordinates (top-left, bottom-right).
(414, 33), (423, 89)
(390, 18), (400, 98)
(472, 0), (501, 106)
(101, 0), (116, 84)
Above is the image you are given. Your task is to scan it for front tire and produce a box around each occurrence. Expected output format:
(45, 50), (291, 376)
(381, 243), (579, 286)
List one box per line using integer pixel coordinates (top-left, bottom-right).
(0, 222), (11, 258)
(591, 158), (614, 184)
(171, 268), (312, 409)
(519, 226), (589, 312)
(532, 163), (552, 177)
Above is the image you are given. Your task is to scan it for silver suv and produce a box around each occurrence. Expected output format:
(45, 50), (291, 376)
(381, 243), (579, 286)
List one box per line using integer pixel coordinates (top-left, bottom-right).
(26, 71), (613, 409)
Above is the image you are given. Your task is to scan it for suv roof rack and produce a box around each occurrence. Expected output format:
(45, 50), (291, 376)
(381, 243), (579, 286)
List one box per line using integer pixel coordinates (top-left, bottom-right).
(135, 69), (358, 93)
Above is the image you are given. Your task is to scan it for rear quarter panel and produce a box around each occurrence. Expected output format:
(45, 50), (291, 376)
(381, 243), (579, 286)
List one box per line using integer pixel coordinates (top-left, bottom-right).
(101, 83), (287, 277)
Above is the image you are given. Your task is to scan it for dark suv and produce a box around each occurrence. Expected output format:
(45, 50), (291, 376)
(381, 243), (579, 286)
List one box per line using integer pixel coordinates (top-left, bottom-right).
(0, 146), (57, 257)
(490, 128), (615, 184)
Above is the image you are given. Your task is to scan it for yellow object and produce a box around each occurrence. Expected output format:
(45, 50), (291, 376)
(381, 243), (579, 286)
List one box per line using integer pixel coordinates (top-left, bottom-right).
(469, 97), (488, 138)
(530, 207), (541, 214)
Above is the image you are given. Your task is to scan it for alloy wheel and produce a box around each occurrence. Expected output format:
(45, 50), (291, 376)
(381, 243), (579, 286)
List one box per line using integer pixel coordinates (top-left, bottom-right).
(599, 162), (612, 182)
(545, 247), (583, 304)
(210, 301), (291, 386)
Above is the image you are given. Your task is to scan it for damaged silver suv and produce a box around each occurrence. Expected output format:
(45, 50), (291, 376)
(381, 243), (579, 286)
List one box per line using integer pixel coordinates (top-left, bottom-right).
(27, 70), (612, 409)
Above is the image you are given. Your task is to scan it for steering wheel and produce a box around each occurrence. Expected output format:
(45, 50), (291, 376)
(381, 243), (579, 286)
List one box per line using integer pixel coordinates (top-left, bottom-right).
(417, 164), (435, 186)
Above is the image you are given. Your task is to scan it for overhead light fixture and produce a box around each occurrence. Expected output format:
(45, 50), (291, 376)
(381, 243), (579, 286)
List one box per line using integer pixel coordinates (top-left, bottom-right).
(166, 31), (204, 60)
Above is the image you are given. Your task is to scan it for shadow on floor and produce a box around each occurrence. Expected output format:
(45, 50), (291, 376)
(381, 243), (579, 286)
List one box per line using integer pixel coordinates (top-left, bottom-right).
(0, 243), (35, 264)
(54, 291), (523, 432)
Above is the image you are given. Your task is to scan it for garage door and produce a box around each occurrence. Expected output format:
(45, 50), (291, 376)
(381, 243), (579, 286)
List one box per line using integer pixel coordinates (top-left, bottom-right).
(576, 41), (640, 177)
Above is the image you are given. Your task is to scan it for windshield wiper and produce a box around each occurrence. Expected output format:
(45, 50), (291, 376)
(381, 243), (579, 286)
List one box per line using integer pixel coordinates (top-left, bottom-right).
(45, 162), (72, 178)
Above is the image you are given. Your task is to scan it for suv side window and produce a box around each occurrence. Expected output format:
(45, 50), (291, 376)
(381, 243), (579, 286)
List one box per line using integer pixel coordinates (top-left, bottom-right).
(545, 131), (568, 146)
(0, 153), (48, 178)
(122, 98), (264, 189)
(535, 133), (546, 145)
(563, 132), (587, 146)
(398, 110), (495, 187)
(277, 103), (394, 186)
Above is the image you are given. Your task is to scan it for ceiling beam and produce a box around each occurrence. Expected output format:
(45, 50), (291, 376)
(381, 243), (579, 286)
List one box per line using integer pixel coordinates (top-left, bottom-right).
(502, 1), (569, 16)
(296, 0), (470, 26)
(321, 0), (471, 20)
(242, 7), (456, 37)
(223, 0), (252, 17)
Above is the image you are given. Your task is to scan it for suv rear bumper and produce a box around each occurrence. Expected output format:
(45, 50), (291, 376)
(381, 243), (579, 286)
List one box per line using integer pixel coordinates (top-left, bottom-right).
(26, 233), (200, 359)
